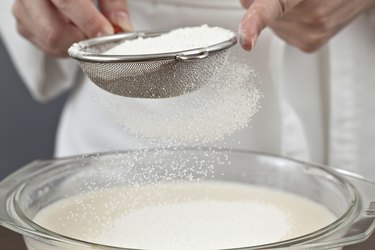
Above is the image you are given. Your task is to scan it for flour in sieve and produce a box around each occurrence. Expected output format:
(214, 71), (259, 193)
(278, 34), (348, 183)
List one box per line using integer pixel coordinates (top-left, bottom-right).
(104, 25), (235, 55)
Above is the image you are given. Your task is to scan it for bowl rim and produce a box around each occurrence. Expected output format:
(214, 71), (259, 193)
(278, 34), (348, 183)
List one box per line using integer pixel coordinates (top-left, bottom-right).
(10, 147), (361, 249)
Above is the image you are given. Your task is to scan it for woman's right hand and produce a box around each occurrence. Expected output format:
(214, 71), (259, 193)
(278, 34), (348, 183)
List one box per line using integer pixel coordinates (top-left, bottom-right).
(12, 0), (132, 57)
(239, 0), (375, 52)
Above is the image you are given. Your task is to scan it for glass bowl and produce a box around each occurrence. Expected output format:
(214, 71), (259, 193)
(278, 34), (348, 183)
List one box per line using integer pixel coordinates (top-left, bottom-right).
(0, 148), (375, 250)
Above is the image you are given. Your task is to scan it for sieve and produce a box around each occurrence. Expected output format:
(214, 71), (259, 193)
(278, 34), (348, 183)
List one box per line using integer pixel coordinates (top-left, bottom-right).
(68, 32), (237, 98)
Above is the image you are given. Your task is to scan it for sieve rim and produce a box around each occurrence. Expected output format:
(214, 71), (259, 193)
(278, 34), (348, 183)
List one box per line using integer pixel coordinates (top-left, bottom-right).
(68, 31), (237, 63)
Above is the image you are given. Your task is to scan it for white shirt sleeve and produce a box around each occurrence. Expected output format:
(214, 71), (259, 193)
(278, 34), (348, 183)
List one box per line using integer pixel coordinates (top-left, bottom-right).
(0, 0), (78, 103)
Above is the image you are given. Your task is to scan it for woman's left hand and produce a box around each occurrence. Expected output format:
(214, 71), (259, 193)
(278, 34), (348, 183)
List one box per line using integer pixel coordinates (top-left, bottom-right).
(239, 0), (375, 52)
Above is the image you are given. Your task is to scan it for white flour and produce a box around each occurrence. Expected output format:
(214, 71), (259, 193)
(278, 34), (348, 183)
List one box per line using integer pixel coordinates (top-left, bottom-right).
(104, 25), (235, 55)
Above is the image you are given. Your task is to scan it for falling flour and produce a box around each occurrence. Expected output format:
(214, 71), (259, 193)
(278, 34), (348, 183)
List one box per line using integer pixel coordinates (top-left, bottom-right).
(104, 25), (235, 55)
(97, 61), (261, 146)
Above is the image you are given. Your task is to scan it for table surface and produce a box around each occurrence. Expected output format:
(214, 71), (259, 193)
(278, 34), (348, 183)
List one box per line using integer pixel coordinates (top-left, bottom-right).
(1, 227), (374, 250)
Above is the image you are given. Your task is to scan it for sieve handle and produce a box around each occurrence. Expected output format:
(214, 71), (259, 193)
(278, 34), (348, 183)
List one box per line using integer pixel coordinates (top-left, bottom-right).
(176, 50), (209, 61)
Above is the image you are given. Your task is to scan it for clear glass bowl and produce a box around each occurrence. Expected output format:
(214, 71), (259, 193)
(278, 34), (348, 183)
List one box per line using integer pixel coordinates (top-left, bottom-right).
(0, 148), (375, 250)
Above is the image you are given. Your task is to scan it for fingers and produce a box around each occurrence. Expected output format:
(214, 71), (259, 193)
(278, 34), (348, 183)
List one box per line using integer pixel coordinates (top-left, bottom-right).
(268, 0), (360, 53)
(12, 2), (32, 38)
(269, 21), (318, 53)
(99, 0), (132, 32)
(13, 0), (85, 57)
(13, 0), (132, 57)
(50, 0), (114, 37)
(239, 0), (302, 51)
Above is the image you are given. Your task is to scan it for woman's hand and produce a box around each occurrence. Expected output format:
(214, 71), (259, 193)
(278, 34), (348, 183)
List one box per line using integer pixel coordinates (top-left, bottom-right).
(12, 0), (132, 57)
(239, 0), (375, 52)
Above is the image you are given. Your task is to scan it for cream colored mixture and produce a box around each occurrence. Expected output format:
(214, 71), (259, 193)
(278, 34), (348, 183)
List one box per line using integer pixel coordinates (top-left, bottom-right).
(34, 181), (336, 249)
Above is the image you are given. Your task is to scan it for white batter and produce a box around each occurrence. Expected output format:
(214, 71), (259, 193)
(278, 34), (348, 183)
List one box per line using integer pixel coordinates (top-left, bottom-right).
(34, 182), (336, 249)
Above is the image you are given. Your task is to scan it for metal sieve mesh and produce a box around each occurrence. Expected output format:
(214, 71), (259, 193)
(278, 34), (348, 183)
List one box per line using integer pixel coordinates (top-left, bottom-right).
(68, 32), (237, 98)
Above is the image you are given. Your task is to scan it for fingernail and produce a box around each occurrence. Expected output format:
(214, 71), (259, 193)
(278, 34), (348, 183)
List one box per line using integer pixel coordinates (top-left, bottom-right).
(96, 32), (106, 37)
(238, 24), (244, 46)
(238, 24), (254, 51)
(239, 34), (252, 51)
(111, 11), (132, 32)
(96, 25), (114, 37)
(240, 33), (258, 51)
(251, 34), (258, 50)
